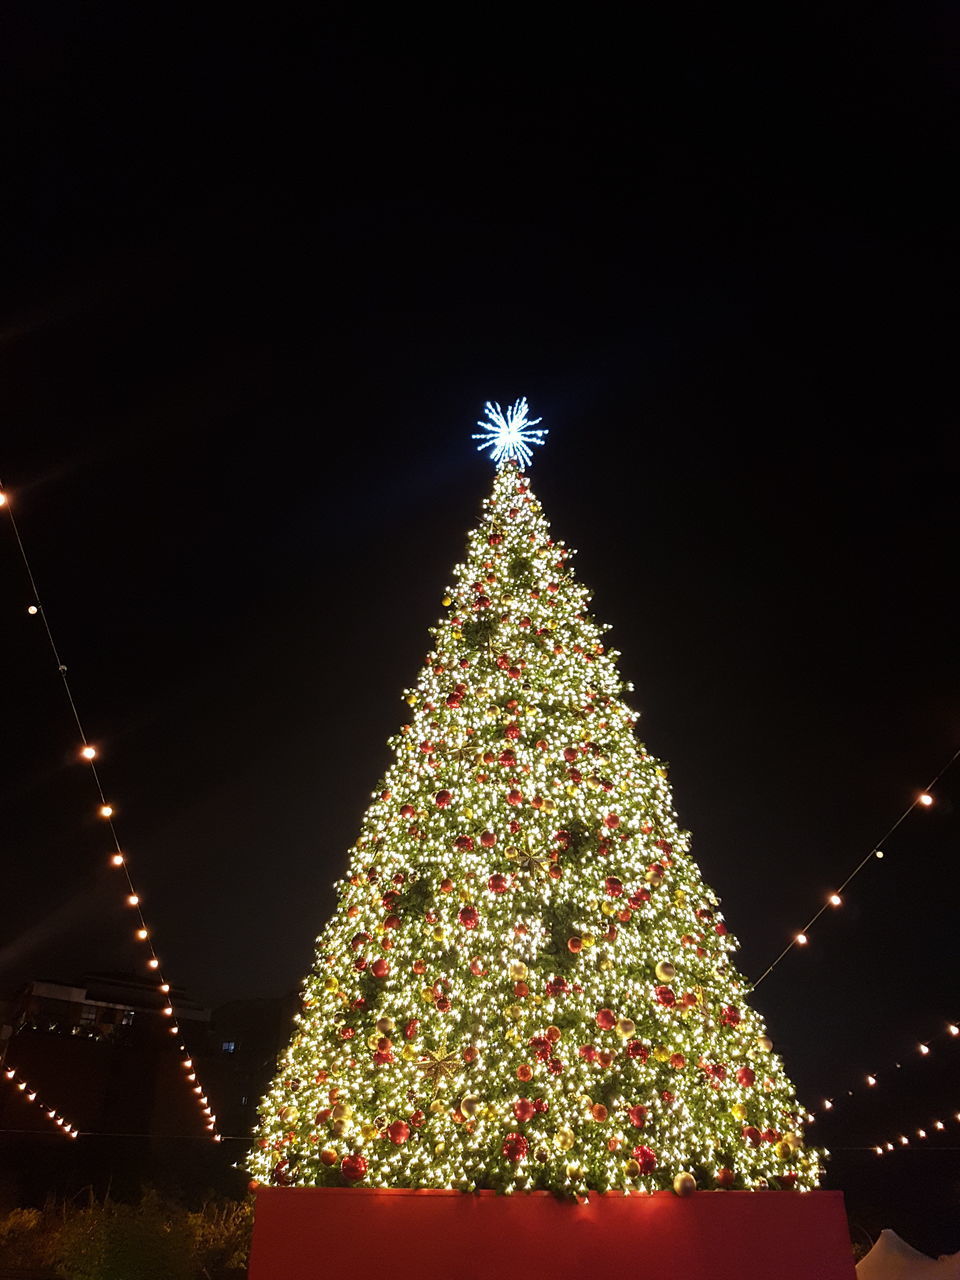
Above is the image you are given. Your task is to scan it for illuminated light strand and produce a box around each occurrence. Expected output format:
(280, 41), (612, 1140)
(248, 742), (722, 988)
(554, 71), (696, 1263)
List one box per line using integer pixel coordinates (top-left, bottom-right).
(753, 749), (960, 987)
(1, 1065), (78, 1137)
(811, 1018), (960, 1121)
(872, 1110), (960, 1157)
(0, 479), (218, 1141)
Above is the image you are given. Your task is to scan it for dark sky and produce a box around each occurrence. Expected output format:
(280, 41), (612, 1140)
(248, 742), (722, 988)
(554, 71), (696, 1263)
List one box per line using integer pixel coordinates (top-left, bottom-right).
(1, 3), (957, 1210)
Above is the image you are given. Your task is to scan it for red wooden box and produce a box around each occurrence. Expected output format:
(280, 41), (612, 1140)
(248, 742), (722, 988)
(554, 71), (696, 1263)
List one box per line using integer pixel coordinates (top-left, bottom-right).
(249, 1186), (856, 1280)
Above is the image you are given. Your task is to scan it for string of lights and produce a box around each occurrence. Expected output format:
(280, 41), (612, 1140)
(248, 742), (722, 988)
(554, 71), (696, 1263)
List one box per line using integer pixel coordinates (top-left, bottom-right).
(871, 1110), (960, 1157)
(0, 480), (220, 1142)
(2, 1064), (78, 1138)
(753, 746), (960, 987)
(810, 1019), (960, 1120)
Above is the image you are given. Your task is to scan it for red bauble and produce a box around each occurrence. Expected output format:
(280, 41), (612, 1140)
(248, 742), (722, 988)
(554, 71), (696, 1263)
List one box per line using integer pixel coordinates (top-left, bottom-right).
(382, 914), (400, 931)
(507, 789), (523, 806)
(480, 830), (497, 847)
(547, 1057), (564, 1075)
(412, 959), (426, 975)
(386, 1121), (411, 1145)
(761, 1128), (781, 1144)
(604, 813), (620, 829)
(517, 1064), (533, 1082)
(627, 1104), (648, 1128)
(715, 1167), (735, 1188)
(670, 1053), (686, 1070)
(409, 1109), (426, 1127)
(488, 873), (509, 894)
(469, 956), (486, 976)
(458, 905), (480, 929)
(595, 1007), (616, 1030)
(435, 790), (452, 808)
(742, 1126), (762, 1147)
(340, 1154), (367, 1182)
(404, 1019), (419, 1039)
(604, 876), (623, 897)
(370, 958), (390, 979)
(655, 986), (676, 1007)
(435, 997), (451, 1012)
(567, 936), (582, 953)
(721, 1005), (742, 1027)
(319, 1149), (338, 1167)
(513, 1098), (536, 1123)
(736, 1067), (755, 1088)
(271, 1159), (293, 1186)
(632, 1145), (657, 1174)
(563, 747), (579, 763)
(400, 804), (416, 820)
(454, 835), (475, 851)
(578, 1044), (597, 1062)
(502, 1132), (529, 1162)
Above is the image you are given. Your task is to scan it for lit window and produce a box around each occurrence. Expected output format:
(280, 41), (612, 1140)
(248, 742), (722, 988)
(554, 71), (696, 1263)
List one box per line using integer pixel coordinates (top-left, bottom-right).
(221, 1040), (237, 1054)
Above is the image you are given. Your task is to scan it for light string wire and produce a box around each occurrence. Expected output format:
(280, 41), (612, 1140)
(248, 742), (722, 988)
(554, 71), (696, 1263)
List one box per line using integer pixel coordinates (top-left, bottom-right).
(0, 481), (220, 1141)
(1, 1059), (78, 1138)
(753, 744), (960, 987)
(810, 1018), (960, 1121)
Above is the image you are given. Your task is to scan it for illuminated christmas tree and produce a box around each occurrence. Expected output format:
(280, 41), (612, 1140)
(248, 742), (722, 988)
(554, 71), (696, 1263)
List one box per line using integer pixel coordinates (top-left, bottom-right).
(248, 401), (821, 1196)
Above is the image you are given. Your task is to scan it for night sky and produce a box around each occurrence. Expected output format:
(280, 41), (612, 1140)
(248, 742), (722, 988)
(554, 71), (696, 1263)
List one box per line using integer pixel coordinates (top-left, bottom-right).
(1, 5), (957, 1237)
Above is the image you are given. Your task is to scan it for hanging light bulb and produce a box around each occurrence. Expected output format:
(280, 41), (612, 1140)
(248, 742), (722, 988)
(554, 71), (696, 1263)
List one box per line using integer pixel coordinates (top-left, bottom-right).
(796, 932), (808, 945)
(99, 804), (114, 818)
(828, 893), (842, 907)
(28, 604), (38, 615)
(126, 893), (139, 906)
(80, 745), (97, 761)
(918, 792), (934, 807)
(111, 853), (124, 867)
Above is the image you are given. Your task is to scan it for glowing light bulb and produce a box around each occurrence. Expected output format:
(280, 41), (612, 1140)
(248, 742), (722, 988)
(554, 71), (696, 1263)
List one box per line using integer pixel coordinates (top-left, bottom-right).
(0, 492), (6, 506)
(885, 1142), (894, 1151)
(213, 1134), (222, 1142)
(875, 849), (885, 859)
(27, 1091), (36, 1101)
(80, 745), (97, 760)
(111, 853), (124, 866)
(875, 1146), (883, 1155)
(169, 1025), (179, 1034)
(796, 932), (808, 945)
(126, 893), (139, 906)
(918, 1129), (927, 1139)
(183, 1059), (193, 1069)
(28, 604), (38, 615)
(17, 1081), (26, 1091)
(918, 792), (933, 807)
(919, 1043), (930, 1055)
(899, 1135), (909, 1145)
(162, 1005), (174, 1016)
(147, 958), (159, 969)
(3, 1069), (14, 1079)
(99, 804), (114, 818)
(160, 983), (170, 993)
(935, 1121), (945, 1130)
(829, 894), (842, 907)
(136, 928), (148, 940)
(866, 1075), (876, 1086)
(948, 1025), (958, 1037)
(823, 1099), (833, 1110)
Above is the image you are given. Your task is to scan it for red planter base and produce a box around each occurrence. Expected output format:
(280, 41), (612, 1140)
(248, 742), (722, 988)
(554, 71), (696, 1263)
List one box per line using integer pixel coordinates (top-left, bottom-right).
(249, 1187), (855, 1280)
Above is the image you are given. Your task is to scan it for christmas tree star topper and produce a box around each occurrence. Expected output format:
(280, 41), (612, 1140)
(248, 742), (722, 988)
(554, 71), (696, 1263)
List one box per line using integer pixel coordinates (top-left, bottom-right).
(472, 398), (547, 470)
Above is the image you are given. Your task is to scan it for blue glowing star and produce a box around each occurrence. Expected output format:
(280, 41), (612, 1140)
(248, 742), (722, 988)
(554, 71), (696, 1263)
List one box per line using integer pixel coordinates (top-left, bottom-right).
(472, 398), (547, 470)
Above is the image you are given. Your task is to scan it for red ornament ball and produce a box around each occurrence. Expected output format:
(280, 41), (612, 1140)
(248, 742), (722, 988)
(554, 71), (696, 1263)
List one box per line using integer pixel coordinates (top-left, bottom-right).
(628, 1104), (648, 1128)
(742, 1126), (762, 1148)
(595, 1007), (616, 1030)
(340, 1154), (367, 1182)
(604, 876), (623, 897)
(715, 1167), (735, 1188)
(386, 1121), (411, 1146)
(480, 830), (497, 847)
(502, 1132), (529, 1162)
(458, 905), (480, 929)
(632, 1145), (657, 1174)
(513, 1098), (536, 1123)
(737, 1067), (756, 1088)
(488, 873), (509, 894)
(655, 986), (677, 1007)
(435, 790), (452, 809)
(370, 958), (390, 979)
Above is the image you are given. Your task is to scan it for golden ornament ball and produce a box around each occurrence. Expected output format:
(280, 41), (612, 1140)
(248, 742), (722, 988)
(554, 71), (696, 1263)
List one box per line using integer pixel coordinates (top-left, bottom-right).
(330, 1119), (347, 1137)
(654, 960), (676, 982)
(432, 926), (445, 942)
(673, 1172), (697, 1197)
(581, 933), (595, 948)
(367, 1033), (382, 1050)
(775, 1141), (792, 1160)
(566, 1163), (582, 1178)
(653, 1046), (670, 1063)
(331, 1102), (352, 1121)
(435, 1141), (446, 1156)
(625, 1159), (641, 1178)
(555, 1127), (576, 1151)
(460, 1094), (481, 1118)
(429, 1099), (444, 1114)
(615, 1017), (636, 1039)
(442, 596), (452, 607)
(323, 975), (339, 993)
(505, 1004), (523, 1021)
(406, 693), (417, 706)
(421, 987), (436, 1003)
(508, 960), (528, 981)
(601, 901), (615, 917)
(402, 1045), (416, 1061)
(757, 1035), (774, 1052)
(376, 1016), (395, 1034)
(599, 958), (613, 972)
(785, 1132), (804, 1151)
(730, 1103), (747, 1121)
(361, 1123), (378, 1140)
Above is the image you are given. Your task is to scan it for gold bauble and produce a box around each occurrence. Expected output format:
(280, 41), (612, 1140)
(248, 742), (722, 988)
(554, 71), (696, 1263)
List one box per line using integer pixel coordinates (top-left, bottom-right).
(422, 987), (436, 1003)
(581, 933), (595, 949)
(361, 1123), (379, 1140)
(505, 1004), (523, 1021)
(367, 1033), (382, 1050)
(323, 976), (339, 993)
(599, 958), (613, 972)
(625, 1159), (641, 1177)
(654, 960), (676, 982)
(730, 1103), (747, 1121)
(775, 1141), (792, 1160)
(460, 1095), (481, 1118)
(556, 1127), (575, 1151)
(601, 901), (615, 917)
(542, 797), (556, 813)
(330, 1119), (347, 1137)
(757, 1035), (774, 1053)
(566, 785), (577, 797)
(402, 1045), (416, 1061)
(331, 1102), (352, 1121)
(278, 1104), (298, 1123)
(376, 1017), (395, 1034)
(442, 596), (452, 607)
(406, 694), (418, 706)
(435, 1141), (446, 1156)
(784, 1132), (803, 1151)
(615, 1018), (636, 1039)
(673, 1172), (697, 1197)
(432, 926), (445, 942)
(508, 960), (528, 981)
(645, 871), (663, 887)
(653, 1045), (670, 1063)
(429, 1099), (445, 1114)
(566, 1163), (582, 1178)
